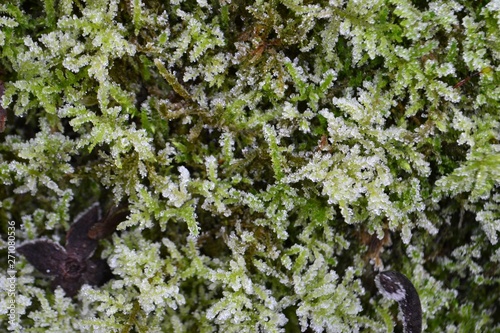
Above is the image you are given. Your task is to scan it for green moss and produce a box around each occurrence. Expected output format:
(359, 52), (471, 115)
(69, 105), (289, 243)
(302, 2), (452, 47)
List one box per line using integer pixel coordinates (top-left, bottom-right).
(1, 0), (499, 332)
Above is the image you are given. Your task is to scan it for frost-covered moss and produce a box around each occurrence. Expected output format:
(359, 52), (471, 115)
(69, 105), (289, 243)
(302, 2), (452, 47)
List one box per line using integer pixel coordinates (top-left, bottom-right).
(1, 0), (499, 332)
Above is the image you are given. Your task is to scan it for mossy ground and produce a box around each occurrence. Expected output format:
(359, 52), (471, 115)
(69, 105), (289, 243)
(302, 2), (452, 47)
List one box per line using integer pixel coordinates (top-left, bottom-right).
(1, 0), (499, 332)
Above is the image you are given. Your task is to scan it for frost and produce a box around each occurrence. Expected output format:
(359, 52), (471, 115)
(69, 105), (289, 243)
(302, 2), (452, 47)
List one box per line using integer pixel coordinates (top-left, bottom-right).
(2, 0), (500, 331)
(486, 0), (500, 11)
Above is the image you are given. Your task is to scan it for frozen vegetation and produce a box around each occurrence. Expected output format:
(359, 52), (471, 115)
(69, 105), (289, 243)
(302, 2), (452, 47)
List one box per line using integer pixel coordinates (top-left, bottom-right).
(0, 0), (499, 332)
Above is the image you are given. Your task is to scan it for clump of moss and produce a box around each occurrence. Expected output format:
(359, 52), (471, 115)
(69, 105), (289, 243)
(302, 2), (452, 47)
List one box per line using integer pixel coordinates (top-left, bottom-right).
(1, 0), (499, 332)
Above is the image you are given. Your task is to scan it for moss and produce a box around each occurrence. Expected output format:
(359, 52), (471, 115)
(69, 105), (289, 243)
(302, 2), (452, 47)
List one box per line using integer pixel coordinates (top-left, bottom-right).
(1, 0), (499, 332)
